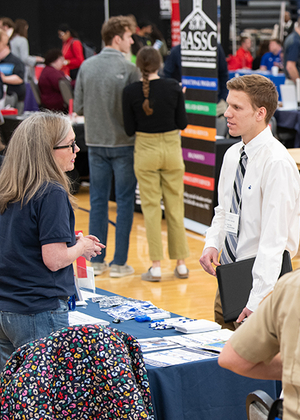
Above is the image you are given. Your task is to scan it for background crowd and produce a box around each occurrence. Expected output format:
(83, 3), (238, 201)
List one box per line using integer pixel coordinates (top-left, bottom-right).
(2, 10), (300, 418)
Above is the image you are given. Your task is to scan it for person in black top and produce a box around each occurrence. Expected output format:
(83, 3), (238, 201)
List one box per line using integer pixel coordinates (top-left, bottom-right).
(0, 28), (25, 113)
(122, 46), (189, 282)
(131, 20), (153, 57)
(252, 39), (269, 70)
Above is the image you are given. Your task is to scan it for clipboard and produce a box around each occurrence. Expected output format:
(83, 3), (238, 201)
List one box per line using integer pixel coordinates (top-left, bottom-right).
(216, 250), (292, 323)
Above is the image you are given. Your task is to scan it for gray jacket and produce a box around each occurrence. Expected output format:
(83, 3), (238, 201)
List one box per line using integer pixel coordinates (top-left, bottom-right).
(10, 35), (37, 83)
(74, 47), (140, 147)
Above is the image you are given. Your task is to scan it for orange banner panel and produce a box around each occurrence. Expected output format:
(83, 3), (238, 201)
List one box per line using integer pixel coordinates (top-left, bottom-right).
(181, 124), (216, 142)
(184, 172), (215, 191)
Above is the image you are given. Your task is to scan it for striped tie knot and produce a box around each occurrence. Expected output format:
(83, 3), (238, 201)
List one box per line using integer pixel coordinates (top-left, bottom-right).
(241, 150), (247, 159)
(220, 145), (248, 265)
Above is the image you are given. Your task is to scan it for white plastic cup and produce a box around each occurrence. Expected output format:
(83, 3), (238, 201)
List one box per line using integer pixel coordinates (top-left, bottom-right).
(271, 66), (279, 76)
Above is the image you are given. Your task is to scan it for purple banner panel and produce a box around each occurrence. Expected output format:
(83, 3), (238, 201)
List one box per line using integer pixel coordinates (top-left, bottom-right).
(182, 148), (215, 166)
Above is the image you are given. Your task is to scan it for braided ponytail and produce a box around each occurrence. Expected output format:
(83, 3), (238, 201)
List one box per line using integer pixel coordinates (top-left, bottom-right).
(136, 46), (162, 117)
(142, 70), (153, 116)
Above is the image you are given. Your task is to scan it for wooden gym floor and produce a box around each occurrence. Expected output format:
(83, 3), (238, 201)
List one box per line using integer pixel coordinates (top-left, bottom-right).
(75, 185), (300, 321)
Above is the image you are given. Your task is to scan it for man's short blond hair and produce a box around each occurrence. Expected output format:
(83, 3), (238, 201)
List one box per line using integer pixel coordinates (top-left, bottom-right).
(101, 16), (135, 46)
(227, 74), (278, 124)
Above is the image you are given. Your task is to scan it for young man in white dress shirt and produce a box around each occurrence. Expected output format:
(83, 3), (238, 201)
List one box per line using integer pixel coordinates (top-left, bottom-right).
(200, 74), (300, 330)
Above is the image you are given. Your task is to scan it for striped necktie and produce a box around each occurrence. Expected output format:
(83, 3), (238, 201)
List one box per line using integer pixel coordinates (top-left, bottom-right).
(220, 146), (248, 265)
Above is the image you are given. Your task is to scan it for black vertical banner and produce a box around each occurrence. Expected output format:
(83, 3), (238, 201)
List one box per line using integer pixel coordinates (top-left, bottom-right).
(180, 0), (218, 233)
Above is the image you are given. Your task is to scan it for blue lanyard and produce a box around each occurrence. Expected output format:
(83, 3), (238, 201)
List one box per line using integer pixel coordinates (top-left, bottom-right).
(68, 295), (76, 311)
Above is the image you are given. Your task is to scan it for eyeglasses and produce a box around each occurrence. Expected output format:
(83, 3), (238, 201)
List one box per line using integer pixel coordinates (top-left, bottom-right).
(53, 140), (77, 153)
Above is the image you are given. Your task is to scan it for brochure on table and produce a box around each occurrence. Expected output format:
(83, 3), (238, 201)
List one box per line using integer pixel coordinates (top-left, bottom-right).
(143, 347), (218, 367)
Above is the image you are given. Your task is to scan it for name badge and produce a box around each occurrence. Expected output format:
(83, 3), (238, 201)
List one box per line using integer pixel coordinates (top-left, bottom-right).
(225, 212), (239, 235)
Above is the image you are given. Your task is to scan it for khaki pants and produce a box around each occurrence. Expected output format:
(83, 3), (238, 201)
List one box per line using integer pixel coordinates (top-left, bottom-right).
(134, 130), (189, 261)
(214, 288), (240, 331)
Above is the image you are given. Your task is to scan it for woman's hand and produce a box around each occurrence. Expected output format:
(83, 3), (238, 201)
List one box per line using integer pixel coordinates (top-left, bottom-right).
(76, 232), (105, 261)
(42, 234), (106, 271)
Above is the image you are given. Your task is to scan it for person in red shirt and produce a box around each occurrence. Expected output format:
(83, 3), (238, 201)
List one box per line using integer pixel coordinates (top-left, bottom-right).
(236, 36), (253, 69)
(58, 24), (84, 81)
(38, 48), (69, 112)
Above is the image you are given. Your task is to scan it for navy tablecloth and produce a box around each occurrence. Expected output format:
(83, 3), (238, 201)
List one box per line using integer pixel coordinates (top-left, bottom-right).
(76, 288), (281, 420)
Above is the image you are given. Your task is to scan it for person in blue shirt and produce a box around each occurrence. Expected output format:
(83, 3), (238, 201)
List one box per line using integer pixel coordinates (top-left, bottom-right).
(284, 18), (300, 83)
(0, 112), (104, 371)
(260, 39), (283, 71)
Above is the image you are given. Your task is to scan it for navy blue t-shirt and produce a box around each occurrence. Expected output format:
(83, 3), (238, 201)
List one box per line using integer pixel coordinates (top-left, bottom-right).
(0, 52), (26, 101)
(0, 183), (76, 314)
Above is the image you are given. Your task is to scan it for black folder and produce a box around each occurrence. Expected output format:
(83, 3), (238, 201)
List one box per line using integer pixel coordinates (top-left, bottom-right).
(216, 250), (292, 323)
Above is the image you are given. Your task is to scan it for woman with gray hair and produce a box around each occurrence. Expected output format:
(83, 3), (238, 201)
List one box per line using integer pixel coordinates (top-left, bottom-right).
(0, 111), (104, 371)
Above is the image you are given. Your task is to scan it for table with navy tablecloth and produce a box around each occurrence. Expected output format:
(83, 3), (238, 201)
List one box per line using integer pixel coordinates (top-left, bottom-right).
(77, 287), (281, 420)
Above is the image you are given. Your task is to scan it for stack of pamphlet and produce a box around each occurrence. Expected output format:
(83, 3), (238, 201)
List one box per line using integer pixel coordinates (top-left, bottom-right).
(138, 329), (233, 367)
(174, 319), (221, 334)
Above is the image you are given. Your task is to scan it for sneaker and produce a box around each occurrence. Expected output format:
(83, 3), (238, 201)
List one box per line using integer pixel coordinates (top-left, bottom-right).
(141, 268), (161, 282)
(110, 264), (135, 278)
(91, 262), (108, 276)
(174, 266), (189, 279)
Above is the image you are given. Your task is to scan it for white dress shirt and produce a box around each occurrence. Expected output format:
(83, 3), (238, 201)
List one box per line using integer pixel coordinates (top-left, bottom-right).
(204, 126), (300, 311)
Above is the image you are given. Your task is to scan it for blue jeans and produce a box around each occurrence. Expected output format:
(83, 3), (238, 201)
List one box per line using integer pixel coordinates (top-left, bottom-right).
(88, 146), (136, 265)
(0, 299), (69, 371)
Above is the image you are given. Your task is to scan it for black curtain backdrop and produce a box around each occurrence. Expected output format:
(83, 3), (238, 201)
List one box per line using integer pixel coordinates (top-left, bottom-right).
(1, 0), (171, 56)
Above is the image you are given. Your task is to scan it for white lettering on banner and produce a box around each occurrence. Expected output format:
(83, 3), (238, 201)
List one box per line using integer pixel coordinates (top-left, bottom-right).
(182, 78), (217, 89)
(182, 50), (216, 56)
(184, 127), (209, 137)
(160, 0), (171, 12)
(183, 57), (216, 63)
(184, 198), (210, 210)
(183, 191), (212, 209)
(182, 62), (216, 69)
(184, 174), (211, 187)
(186, 103), (209, 112)
(181, 31), (217, 51)
(184, 191), (212, 204)
(187, 151), (205, 161)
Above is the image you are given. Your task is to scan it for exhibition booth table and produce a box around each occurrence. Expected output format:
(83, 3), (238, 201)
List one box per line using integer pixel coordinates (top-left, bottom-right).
(75, 287), (280, 420)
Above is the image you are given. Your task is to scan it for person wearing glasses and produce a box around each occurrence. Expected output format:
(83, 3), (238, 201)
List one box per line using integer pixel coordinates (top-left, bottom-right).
(0, 112), (104, 372)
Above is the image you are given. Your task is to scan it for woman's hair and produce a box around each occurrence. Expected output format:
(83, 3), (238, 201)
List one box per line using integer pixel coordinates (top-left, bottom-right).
(227, 74), (278, 124)
(136, 46), (162, 116)
(0, 112), (76, 214)
(256, 39), (270, 58)
(11, 19), (28, 38)
(58, 23), (78, 39)
(0, 17), (14, 30)
(44, 48), (63, 66)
